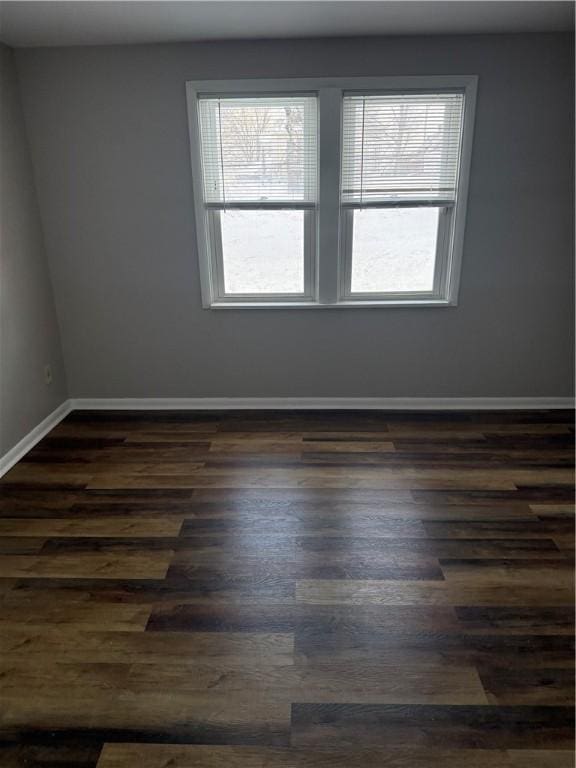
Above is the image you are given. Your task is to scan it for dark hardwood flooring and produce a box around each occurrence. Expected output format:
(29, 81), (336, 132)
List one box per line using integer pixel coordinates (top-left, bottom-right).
(0, 409), (574, 767)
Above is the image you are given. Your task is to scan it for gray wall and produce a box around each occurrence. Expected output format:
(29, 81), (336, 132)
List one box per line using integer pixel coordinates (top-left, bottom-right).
(15, 33), (574, 399)
(0, 43), (67, 455)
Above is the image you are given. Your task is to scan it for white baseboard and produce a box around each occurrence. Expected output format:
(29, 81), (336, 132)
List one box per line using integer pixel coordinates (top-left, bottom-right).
(0, 400), (72, 478)
(70, 397), (575, 411)
(1, 396), (572, 478)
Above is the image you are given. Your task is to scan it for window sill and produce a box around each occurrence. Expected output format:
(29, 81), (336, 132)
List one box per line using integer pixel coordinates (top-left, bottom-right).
(207, 298), (457, 309)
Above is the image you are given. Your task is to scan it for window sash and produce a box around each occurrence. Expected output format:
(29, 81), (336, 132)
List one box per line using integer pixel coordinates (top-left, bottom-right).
(339, 205), (454, 301)
(340, 91), (465, 207)
(198, 95), (319, 207)
(206, 209), (317, 303)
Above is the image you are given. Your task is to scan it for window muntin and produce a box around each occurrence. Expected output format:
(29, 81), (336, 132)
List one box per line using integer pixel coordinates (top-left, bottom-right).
(187, 77), (476, 308)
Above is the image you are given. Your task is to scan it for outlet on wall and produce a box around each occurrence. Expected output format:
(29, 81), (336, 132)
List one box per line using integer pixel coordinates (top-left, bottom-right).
(44, 364), (52, 385)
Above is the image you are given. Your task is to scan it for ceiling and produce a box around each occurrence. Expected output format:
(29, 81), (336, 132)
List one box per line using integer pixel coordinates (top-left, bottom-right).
(0, 1), (573, 48)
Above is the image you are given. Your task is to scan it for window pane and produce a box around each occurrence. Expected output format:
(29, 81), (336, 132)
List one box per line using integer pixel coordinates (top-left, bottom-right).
(220, 210), (305, 295)
(350, 207), (440, 294)
(199, 96), (318, 205)
(341, 94), (464, 205)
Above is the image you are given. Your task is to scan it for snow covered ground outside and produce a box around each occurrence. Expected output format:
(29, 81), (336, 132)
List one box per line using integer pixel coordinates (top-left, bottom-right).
(220, 207), (438, 295)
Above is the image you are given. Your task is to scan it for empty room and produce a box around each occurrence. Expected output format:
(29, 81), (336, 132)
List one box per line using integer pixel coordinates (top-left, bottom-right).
(0, 0), (574, 765)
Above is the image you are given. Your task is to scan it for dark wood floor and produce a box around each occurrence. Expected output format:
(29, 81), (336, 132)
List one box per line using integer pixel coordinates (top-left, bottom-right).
(0, 409), (574, 767)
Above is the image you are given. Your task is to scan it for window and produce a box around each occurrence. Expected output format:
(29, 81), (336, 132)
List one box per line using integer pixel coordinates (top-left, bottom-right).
(340, 92), (464, 301)
(195, 95), (317, 302)
(187, 77), (477, 308)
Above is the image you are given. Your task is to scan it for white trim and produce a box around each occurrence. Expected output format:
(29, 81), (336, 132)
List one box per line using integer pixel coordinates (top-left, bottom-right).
(70, 398), (574, 411)
(188, 76), (480, 94)
(187, 82), (214, 308)
(0, 400), (72, 478)
(318, 87), (343, 304)
(447, 74), (477, 304)
(207, 299), (454, 308)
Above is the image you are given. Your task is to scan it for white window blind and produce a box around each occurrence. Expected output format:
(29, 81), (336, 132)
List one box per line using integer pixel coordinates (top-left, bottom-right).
(198, 95), (318, 207)
(341, 92), (465, 207)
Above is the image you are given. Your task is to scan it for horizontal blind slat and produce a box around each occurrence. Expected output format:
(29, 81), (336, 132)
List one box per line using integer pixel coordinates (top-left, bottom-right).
(198, 95), (318, 205)
(340, 92), (465, 205)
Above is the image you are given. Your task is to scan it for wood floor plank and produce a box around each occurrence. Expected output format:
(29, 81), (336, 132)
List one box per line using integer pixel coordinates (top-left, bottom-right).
(479, 668), (575, 705)
(423, 519), (575, 539)
(454, 606), (575, 635)
(506, 750), (576, 767)
(95, 744), (518, 767)
(291, 703), (574, 749)
(440, 558), (575, 588)
(0, 537), (46, 554)
(0, 600), (151, 631)
(530, 504), (575, 518)
(302, 440), (396, 453)
(1, 743), (102, 767)
(0, 517), (184, 538)
(295, 579), (575, 606)
(0, 551), (172, 579)
(296, 535), (565, 559)
(0, 629), (293, 663)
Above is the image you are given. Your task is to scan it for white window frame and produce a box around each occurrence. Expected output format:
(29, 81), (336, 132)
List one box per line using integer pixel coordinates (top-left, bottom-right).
(186, 76), (478, 309)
